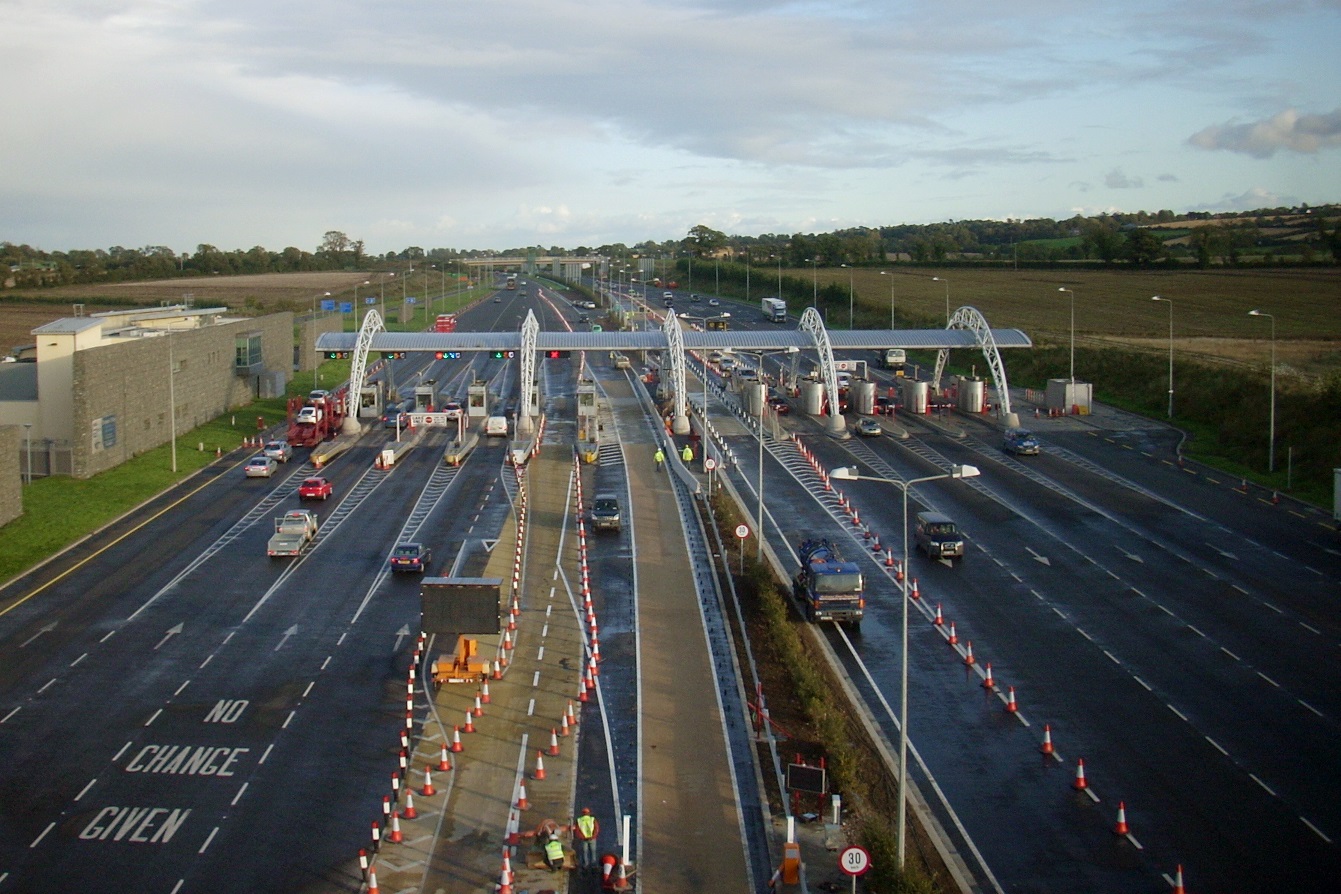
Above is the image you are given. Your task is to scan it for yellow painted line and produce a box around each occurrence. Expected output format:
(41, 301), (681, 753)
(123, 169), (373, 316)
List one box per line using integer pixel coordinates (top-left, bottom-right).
(0, 459), (246, 619)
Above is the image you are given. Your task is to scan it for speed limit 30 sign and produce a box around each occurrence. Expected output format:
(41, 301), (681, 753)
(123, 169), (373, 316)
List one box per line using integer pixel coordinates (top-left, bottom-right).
(838, 845), (871, 876)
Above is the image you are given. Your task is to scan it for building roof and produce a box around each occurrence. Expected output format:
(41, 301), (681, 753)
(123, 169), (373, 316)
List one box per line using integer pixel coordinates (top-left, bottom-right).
(32, 318), (102, 336)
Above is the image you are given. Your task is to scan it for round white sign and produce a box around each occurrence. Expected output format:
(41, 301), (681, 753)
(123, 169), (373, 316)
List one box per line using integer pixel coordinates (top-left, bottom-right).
(734, 524), (750, 539)
(704, 457), (718, 471)
(838, 845), (871, 876)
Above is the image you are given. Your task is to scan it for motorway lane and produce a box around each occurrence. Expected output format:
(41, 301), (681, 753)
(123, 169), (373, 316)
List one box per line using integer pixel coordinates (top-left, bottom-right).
(762, 402), (1341, 892)
(0, 419), (530, 892)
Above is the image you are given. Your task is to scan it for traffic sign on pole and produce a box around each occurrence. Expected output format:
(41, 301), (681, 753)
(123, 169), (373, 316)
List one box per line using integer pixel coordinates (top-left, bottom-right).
(839, 845), (871, 876)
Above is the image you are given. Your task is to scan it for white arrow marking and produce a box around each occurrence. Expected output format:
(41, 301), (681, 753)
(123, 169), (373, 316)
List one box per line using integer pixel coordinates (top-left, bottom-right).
(20, 622), (57, 648)
(1026, 547), (1052, 566)
(154, 623), (184, 650)
(393, 625), (410, 652)
(275, 625), (298, 651)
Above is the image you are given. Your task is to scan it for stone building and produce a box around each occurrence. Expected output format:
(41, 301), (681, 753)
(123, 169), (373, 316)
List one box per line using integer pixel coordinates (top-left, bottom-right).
(0, 305), (292, 479)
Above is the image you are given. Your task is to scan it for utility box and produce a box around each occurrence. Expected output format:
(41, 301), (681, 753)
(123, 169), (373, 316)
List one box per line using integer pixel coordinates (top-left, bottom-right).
(421, 577), (502, 635)
(1046, 378), (1092, 414)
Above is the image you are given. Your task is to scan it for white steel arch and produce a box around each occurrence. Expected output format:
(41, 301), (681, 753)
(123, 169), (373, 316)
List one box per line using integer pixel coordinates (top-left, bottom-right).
(518, 310), (539, 433)
(932, 306), (1015, 418)
(664, 311), (689, 434)
(799, 307), (847, 436)
(345, 309), (386, 433)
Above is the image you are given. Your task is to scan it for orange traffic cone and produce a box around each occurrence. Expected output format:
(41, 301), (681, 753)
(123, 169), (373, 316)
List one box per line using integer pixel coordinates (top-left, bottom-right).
(367, 867), (380, 894)
(982, 662), (995, 689)
(560, 713), (570, 737)
(1040, 724), (1054, 755)
(534, 751), (546, 780)
(1073, 758), (1088, 791)
(1114, 801), (1129, 836)
(516, 783), (530, 810)
(450, 726), (464, 753)
(933, 603), (944, 626)
(1005, 686), (1018, 713)
(438, 743), (452, 771)
(387, 811), (403, 844)
(549, 729), (561, 756)
(422, 766), (436, 796)
(947, 621), (958, 645)
(963, 641), (975, 665)
(910, 578), (921, 600)
(1171, 864), (1186, 894)
(613, 859), (632, 890)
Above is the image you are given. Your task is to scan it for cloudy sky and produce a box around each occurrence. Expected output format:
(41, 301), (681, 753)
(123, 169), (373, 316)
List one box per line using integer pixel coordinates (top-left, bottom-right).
(4, 0), (1339, 254)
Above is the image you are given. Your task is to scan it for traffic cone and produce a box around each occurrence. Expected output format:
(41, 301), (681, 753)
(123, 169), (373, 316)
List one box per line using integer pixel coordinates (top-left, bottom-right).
(1040, 724), (1054, 755)
(422, 766), (436, 796)
(463, 709), (475, 734)
(885, 549), (895, 567)
(1005, 686), (1018, 713)
(549, 728), (561, 755)
(367, 867), (380, 894)
(450, 726), (464, 753)
(1171, 864), (1186, 894)
(947, 620), (958, 645)
(910, 578), (921, 600)
(613, 860), (631, 890)
(534, 751), (546, 780)
(388, 811), (403, 843)
(933, 603), (944, 626)
(963, 641), (975, 665)
(516, 783), (530, 810)
(480, 680), (491, 704)
(473, 693), (484, 717)
(1073, 758), (1088, 791)
(438, 743), (452, 771)
(1114, 801), (1129, 836)
(560, 713), (570, 737)
(589, 654), (600, 678)
(492, 659), (503, 680)
(982, 662), (995, 689)
(579, 677), (589, 702)
(503, 629), (514, 651)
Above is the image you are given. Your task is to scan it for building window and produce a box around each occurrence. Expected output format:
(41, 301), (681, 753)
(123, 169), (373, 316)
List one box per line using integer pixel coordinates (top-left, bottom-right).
(235, 333), (263, 374)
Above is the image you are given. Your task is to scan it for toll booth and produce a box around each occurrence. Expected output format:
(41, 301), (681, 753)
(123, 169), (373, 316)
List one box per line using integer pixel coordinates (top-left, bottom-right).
(414, 380), (437, 413)
(902, 378), (929, 414)
(1046, 378), (1093, 415)
(359, 381), (388, 419)
(850, 380), (877, 415)
(467, 381), (489, 418)
(576, 380), (598, 440)
(956, 376), (986, 413)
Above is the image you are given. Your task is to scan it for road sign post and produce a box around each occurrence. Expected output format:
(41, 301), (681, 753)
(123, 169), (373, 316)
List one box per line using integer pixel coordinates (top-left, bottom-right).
(838, 845), (871, 893)
(735, 523), (749, 573)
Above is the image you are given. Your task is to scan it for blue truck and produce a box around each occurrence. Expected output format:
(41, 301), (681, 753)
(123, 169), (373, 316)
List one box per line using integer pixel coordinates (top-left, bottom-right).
(793, 539), (865, 626)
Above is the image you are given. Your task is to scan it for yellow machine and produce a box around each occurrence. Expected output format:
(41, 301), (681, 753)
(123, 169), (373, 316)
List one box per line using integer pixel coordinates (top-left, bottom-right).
(432, 637), (488, 684)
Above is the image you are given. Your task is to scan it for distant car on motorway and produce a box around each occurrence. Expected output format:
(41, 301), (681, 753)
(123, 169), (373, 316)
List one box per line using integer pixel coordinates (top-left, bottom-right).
(298, 476), (333, 500)
(390, 543), (431, 573)
(707, 297), (720, 307)
(855, 417), (882, 437)
(244, 456), (277, 478)
(768, 396), (791, 415)
(1002, 427), (1041, 456)
(494, 295), (503, 303)
(263, 440), (293, 463)
(308, 389), (329, 402)
(442, 401), (464, 421)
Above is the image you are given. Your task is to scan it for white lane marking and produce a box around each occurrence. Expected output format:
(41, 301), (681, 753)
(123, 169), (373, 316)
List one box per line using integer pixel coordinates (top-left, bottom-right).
(1264, 602), (1283, 614)
(302, 681), (315, 698)
(75, 778), (98, 801)
(38, 678), (57, 694)
(532, 671), (541, 687)
(100, 630), (116, 643)
(1103, 650), (1120, 664)
(1220, 647), (1240, 661)
(537, 646), (545, 661)
(144, 708), (162, 726)
(282, 710), (295, 729)
(1187, 625), (1206, 638)
(29, 822), (56, 848)
(1250, 773), (1277, 796)
(231, 782), (249, 806)
(1301, 817), (1333, 844)
(1133, 676), (1152, 691)
(113, 741), (131, 762)
(321, 655), (332, 670)
(527, 698), (536, 717)
(1299, 622), (1321, 634)
(71, 653), (88, 667)
(199, 654), (213, 669)
(1299, 699), (1324, 718)
(198, 826), (219, 854)
(1257, 671), (1280, 688)
(1156, 603), (1174, 616)
(2, 707), (20, 723)
(1167, 704), (1188, 722)
(1205, 736), (1228, 756)
(174, 680), (191, 697)
(259, 744), (274, 765)
(1077, 629), (1094, 642)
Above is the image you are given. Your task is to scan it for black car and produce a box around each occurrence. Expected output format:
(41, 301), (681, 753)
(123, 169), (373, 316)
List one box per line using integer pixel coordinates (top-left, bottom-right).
(389, 543), (431, 573)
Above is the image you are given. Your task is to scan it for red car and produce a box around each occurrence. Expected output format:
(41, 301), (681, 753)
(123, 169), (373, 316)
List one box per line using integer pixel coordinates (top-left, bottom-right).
(298, 477), (333, 500)
(768, 396), (791, 415)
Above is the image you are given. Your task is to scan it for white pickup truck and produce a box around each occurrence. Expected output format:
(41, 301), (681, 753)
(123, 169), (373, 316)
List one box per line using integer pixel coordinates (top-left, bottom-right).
(267, 510), (319, 557)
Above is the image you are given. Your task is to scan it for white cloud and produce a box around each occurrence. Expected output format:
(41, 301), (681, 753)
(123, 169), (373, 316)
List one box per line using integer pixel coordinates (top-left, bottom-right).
(1188, 108), (1341, 158)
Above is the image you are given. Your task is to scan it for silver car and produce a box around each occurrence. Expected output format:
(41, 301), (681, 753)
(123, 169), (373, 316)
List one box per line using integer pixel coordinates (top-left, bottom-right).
(244, 456), (277, 478)
(263, 440), (293, 463)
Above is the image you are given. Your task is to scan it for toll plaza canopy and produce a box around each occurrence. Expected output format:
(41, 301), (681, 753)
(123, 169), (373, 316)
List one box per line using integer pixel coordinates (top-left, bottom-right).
(315, 328), (1033, 354)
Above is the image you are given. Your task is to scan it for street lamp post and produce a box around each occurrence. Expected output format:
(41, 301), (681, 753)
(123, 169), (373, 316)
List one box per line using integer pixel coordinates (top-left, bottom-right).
(353, 280), (370, 315)
(831, 463), (981, 870)
(168, 329), (177, 473)
(931, 276), (950, 327)
(841, 264), (854, 329)
(1057, 287), (1076, 383)
(1151, 296), (1174, 418)
(381, 273), (395, 324)
(807, 257), (818, 311)
(1248, 309), (1276, 472)
(745, 347), (799, 560)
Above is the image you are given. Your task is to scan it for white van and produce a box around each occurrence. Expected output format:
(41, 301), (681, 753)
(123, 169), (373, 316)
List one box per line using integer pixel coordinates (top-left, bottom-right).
(485, 416), (508, 437)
